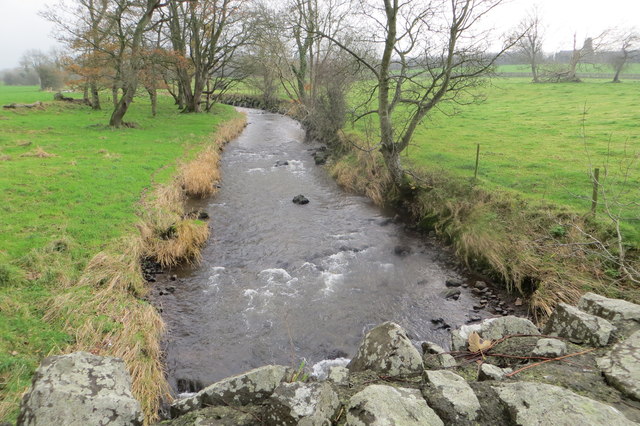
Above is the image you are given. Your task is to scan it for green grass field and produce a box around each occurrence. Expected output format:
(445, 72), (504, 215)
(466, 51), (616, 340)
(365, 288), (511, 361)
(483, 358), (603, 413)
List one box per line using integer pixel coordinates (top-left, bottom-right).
(0, 86), (239, 421)
(497, 63), (640, 77)
(345, 78), (640, 245)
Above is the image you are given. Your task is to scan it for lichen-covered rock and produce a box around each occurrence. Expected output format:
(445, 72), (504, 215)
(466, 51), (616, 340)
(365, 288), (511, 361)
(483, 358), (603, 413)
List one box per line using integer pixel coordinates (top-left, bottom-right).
(268, 382), (340, 425)
(347, 322), (422, 376)
(158, 405), (263, 426)
(491, 382), (636, 425)
(544, 303), (616, 347)
(450, 317), (539, 351)
(346, 384), (443, 426)
(478, 364), (511, 381)
(17, 352), (143, 426)
(327, 366), (349, 385)
(480, 316), (540, 340)
(422, 342), (457, 369)
(423, 370), (481, 424)
(597, 330), (640, 401)
(578, 292), (640, 338)
(531, 338), (567, 358)
(170, 365), (289, 418)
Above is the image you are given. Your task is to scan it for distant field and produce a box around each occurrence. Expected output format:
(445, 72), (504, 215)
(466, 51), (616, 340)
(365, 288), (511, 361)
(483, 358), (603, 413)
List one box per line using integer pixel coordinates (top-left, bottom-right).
(401, 78), (640, 243)
(497, 63), (640, 78)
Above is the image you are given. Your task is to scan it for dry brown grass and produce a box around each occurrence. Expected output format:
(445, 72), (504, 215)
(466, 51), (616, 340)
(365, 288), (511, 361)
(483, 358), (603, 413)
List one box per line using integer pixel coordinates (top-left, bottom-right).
(331, 137), (392, 206)
(179, 115), (246, 198)
(44, 283), (168, 424)
(180, 147), (221, 197)
(20, 147), (57, 158)
(0, 155), (11, 161)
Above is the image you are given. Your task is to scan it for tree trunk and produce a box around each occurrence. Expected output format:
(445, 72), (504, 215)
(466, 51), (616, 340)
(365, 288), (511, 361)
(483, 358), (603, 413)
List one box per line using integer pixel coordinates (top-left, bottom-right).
(109, 82), (135, 128)
(90, 81), (101, 110)
(148, 87), (157, 116)
(380, 145), (407, 190)
(612, 65), (622, 83)
(184, 73), (205, 113)
(112, 85), (119, 109)
(531, 63), (539, 83)
(83, 85), (90, 103)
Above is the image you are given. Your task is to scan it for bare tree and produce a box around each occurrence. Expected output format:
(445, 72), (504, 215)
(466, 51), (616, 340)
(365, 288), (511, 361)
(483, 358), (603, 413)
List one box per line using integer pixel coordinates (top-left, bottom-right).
(163, 0), (249, 113)
(543, 33), (605, 83)
(20, 49), (67, 91)
(318, 0), (518, 189)
(515, 8), (544, 83)
(607, 28), (640, 83)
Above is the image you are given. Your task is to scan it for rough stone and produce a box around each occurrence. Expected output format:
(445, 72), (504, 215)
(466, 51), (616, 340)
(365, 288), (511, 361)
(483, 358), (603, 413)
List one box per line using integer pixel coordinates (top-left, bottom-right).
(17, 351), (143, 426)
(268, 381), (340, 425)
(445, 278), (463, 287)
(578, 292), (640, 338)
(450, 317), (539, 351)
(422, 342), (457, 369)
(597, 330), (640, 401)
(532, 338), (567, 358)
(346, 384), (443, 426)
(422, 370), (481, 424)
(492, 382), (636, 426)
(327, 366), (349, 385)
(292, 194), (309, 205)
(441, 288), (461, 300)
(544, 303), (616, 347)
(348, 322), (423, 376)
(158, 405), (263, 426)
(481, 316), (540, 340)
(170, 365), (290, 418)
(478, 364), (511, 381)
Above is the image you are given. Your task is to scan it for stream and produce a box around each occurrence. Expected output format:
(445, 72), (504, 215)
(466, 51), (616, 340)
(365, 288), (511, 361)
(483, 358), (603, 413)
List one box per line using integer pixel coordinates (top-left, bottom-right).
(155, 108), (502, 394)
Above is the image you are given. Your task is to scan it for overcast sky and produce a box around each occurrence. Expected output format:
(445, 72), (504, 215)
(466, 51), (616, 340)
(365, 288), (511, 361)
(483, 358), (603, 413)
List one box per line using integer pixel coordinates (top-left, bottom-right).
(0, 0), (638, 70)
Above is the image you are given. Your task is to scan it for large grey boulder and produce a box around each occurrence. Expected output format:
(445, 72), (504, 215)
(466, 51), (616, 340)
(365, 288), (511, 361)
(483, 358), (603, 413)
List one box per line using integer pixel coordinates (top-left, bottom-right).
(578, 292), (640, 338)
(346, 384), (443, 426)
(423, 370), (481, 424)
(451, 317), (539, 351)
(267, 382), (340, 425)
(170, 365), (290, 418)
(17, 352), (143, 426)
(544, 303), (616, 347)
(347, 322), (422, 376)
(597, 330), (640, 401)
(492, 382), (636, 425)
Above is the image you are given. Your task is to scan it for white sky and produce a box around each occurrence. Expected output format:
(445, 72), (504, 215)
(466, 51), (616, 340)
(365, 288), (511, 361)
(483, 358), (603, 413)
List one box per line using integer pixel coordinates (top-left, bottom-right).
(0, 0), (638, 70)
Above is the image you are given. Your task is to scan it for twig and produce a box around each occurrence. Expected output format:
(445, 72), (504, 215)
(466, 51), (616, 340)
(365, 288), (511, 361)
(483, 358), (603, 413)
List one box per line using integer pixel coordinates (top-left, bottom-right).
(505, 348), (596, 378)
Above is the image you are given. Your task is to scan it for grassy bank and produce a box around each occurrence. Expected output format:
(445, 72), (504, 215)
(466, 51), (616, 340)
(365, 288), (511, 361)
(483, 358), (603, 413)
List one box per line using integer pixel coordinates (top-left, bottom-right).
(0, 86), (245, 423)
(334, 78), (639, 317)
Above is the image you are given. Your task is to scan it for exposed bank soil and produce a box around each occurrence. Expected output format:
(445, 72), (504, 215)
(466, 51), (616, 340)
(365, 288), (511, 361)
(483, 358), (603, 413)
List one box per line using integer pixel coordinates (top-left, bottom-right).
(147, 108), (530, 400)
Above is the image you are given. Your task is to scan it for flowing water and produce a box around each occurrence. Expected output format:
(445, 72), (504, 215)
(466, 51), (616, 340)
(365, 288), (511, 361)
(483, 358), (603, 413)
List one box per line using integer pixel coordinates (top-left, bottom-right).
(156, 108), (496, 394)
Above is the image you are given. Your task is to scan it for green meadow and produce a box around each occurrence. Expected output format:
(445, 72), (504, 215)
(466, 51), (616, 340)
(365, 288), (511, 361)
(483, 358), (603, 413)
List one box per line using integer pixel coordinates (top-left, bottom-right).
(0, 86), (238, 421)
(344, 78), (640, 245)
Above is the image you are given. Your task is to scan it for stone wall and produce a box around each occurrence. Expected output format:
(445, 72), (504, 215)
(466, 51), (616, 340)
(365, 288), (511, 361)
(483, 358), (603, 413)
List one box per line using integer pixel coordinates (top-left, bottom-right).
(17, 292), (640, 425)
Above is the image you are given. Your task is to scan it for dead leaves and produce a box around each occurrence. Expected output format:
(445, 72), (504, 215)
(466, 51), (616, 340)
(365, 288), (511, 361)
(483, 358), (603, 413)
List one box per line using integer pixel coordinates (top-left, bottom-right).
(468, 332), (492, 353)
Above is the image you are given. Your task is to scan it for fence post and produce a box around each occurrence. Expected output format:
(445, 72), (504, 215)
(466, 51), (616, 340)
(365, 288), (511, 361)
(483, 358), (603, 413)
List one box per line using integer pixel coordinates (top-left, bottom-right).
(591, 168), (600, 214)
(474, 144), (480, 179)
